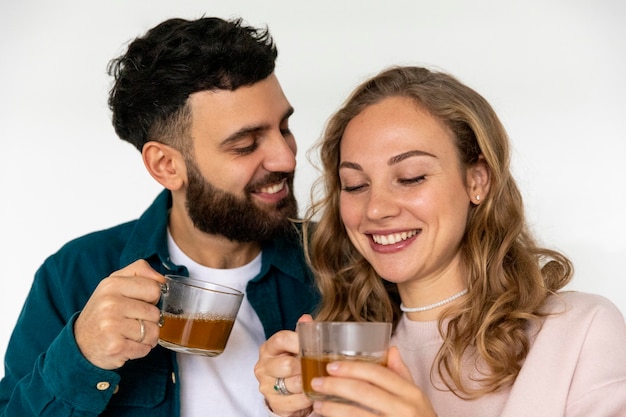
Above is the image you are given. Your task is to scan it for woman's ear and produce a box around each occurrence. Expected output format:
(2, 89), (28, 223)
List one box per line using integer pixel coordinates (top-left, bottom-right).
(142, 141), (186, 191)
(466, 155), (491, 205)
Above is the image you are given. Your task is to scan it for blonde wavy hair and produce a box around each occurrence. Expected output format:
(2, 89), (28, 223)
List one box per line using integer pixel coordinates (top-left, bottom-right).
(303, 66), (572, 398)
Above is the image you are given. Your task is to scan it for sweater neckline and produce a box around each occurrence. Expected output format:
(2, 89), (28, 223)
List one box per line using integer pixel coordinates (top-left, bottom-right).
(393, 314), (444, 351)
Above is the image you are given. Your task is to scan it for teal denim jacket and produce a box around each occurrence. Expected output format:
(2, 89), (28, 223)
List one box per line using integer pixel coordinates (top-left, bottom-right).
(0, 190), (319, 416)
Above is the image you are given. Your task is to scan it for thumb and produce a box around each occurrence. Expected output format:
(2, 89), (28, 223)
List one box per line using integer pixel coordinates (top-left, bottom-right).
(130, 259), (166, 283)
(386, 345), (414, 383)
(297, 314), (314, 323)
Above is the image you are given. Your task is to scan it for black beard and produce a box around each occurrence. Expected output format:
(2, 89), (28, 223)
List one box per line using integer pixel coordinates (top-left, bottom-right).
(184, 156), (298, 242)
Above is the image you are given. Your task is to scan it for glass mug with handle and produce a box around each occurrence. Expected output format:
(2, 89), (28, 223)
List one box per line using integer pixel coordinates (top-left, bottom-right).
(158, 274), (244, 356)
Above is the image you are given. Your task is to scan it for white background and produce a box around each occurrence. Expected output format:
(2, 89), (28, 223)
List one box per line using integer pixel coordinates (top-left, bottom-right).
(1, 0), (625, 374)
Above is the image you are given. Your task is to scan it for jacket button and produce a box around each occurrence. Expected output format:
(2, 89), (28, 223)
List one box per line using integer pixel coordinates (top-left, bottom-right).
(96, 381), (110, 391)
(113, 384), (120, 394)
(171, 372), (176, 384)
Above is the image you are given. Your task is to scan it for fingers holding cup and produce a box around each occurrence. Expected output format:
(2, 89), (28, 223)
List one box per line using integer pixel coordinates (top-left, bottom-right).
(256, 329), (313, 415)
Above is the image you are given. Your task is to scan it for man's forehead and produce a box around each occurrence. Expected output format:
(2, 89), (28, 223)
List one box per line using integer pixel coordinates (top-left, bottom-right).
(189, 75), (288, 113)
(186, 75), (292, 143)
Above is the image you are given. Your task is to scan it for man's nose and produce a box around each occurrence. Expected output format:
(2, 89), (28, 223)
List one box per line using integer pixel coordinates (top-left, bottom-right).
(262, 132), (297, 173)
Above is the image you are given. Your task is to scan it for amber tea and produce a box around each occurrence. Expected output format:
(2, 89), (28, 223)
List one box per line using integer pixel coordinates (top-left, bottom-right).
(301, 353), (387, 400)
(159, 313), (235, 356)
(158, 275), (243, 356)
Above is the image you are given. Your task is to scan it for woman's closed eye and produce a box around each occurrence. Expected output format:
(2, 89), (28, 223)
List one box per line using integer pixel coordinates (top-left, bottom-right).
(341, 183), (368, 193)
(341, 175), (425, 192)
(398, 175), (426, 185)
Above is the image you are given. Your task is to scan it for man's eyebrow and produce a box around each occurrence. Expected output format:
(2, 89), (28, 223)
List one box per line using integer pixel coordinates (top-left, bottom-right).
(220, 106), (295, 147)
(281, 106), (295, 123)
(220, 126), (265, 147)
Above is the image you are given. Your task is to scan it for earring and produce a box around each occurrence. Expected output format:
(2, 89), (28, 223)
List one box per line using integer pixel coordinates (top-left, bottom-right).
(476, 195), (481, 201)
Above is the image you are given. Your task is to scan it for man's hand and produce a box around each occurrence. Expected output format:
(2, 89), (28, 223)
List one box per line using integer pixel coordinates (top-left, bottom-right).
(74, 260), (165, 369)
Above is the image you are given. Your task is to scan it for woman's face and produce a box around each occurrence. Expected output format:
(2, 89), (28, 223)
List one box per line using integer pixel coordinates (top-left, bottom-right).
(339, 96), (479, 286)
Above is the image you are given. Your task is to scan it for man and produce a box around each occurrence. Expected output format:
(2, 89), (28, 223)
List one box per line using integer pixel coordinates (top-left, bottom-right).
(0, 17), (319, 416)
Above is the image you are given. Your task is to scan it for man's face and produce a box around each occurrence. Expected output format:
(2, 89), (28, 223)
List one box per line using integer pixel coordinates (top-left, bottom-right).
(184, 74), (298, 241)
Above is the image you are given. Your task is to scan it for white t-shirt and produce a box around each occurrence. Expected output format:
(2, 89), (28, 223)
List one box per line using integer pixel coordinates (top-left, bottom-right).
(167, 231), (267, 417)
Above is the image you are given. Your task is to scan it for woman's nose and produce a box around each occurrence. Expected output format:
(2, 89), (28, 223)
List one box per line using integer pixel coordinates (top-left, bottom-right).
(365, 184), (400, 220)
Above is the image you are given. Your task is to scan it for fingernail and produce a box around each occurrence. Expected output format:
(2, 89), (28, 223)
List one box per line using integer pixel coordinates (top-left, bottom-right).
(311, 377), (322, 388)
(327, 362), (340, 372)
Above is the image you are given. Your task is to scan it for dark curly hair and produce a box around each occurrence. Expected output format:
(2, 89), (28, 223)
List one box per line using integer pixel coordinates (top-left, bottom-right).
(107, 17), (278, 152)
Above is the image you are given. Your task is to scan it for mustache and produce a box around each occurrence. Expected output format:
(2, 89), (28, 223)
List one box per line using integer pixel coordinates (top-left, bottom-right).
(246, 171), (293, 192)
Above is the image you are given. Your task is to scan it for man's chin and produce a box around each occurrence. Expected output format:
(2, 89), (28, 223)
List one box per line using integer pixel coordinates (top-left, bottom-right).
(255, 200), (298, 219)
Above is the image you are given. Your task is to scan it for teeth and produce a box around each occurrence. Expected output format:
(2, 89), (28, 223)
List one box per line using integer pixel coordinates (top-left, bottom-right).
(259, 181), (285, 194)
(372, 230), (418, 245)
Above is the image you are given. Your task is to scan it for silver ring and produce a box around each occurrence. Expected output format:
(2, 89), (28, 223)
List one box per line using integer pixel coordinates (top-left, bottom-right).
(273, 377), (292, 396)
(136, 319), (146, 343)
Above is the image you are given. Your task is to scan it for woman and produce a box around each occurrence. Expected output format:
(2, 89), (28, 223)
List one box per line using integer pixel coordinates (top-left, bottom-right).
(254, 66), (626, 417)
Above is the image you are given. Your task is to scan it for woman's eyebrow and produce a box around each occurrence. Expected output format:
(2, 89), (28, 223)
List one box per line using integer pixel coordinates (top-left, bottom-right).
(338, 161), (362, 171)
(339, 150), (436, 170)
(388, 150), (435, 165)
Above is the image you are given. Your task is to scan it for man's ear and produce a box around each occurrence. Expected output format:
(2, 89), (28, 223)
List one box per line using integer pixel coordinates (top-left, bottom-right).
(142, 141), (186, 191)
(466, 155), (491, 205)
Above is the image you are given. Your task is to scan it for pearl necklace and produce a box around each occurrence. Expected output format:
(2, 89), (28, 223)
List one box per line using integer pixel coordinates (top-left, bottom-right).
(400, 289), (468, 312)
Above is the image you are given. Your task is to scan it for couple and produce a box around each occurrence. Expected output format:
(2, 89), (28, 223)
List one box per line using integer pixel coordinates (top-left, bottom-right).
(1, 16), (624, 417)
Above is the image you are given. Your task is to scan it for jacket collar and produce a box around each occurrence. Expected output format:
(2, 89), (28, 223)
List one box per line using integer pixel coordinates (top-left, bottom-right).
(119, 189), (307, 282)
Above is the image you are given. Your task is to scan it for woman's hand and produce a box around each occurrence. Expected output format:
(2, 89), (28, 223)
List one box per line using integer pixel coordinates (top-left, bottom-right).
(255, 314), (314, 417)
(310, 346), (437, 417)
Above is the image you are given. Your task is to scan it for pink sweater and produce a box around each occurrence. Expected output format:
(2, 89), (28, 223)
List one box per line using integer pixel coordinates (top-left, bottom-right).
(393, 292), (626, 416)
(276, 292), (625, 417)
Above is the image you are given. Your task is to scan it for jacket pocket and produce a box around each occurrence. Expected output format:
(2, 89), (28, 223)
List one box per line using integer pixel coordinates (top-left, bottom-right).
(103, 357), (171, 415)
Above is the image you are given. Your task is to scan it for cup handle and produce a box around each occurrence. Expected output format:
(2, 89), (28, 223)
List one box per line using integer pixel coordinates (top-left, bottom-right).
(157, 283), (168, 328)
